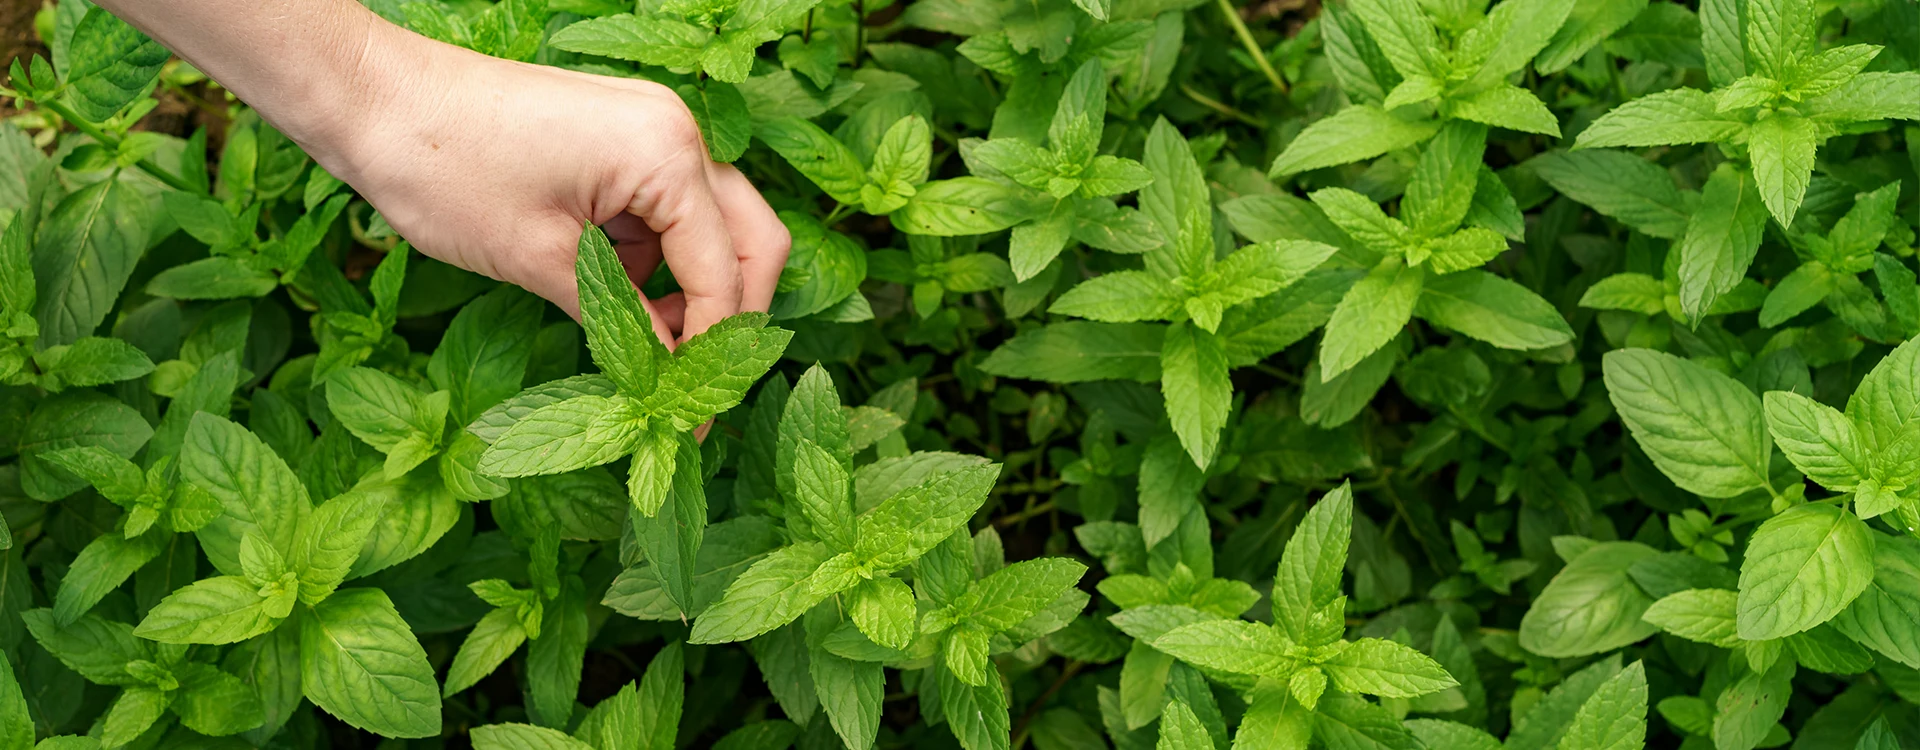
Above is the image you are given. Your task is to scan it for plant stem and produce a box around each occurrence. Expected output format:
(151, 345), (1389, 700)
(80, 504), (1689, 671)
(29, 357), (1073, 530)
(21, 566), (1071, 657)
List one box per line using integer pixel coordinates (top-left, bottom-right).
(1215, 0), (1288, 95)
(42, 98), (200, 194)
(803, 8), (814, 43)
(853, 0), (867, 66)
(1010, 661), (1083, 749)
(993, 499), (1055, 527)
(1179, 83), (1267, 128)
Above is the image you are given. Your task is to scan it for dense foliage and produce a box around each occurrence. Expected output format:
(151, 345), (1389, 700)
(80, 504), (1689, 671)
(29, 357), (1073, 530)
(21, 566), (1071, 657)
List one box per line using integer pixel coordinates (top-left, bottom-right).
(1, 0), (1919, 747)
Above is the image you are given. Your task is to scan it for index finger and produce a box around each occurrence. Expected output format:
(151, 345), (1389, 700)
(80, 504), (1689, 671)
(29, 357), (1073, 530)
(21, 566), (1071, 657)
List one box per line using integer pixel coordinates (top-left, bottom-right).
(628, 133), (743, 341)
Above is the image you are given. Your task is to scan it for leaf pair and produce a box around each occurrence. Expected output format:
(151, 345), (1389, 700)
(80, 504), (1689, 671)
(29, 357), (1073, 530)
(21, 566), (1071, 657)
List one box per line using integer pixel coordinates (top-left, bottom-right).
(475, 224), (791, 517)
(690, 366), (1003, 644)
(1117, 484), (1457, 731)
(1311, 122), (1570, 381)
(1274, 0), (1574, 175)
(24, 611), (268, 745)
(899, 60), (1161, 281)
(548, 0), (825, 83)
(1576, 0), (1920, 227)
(760, 111), (934, 215)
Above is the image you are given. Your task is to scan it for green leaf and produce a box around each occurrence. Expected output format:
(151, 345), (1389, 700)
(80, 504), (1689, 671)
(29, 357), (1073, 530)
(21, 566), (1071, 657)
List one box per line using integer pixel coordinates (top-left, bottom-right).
(680, 81), (753, 163)
(1748, 113), (1818, 226)
(632, 433), (708, 616)
(144, 257), (278, 300)
(1579, 273), (1667, 315)
(968, 557), (1087, 631)
(134, 575), (279, 644)
(576, 224), (662, 397)
(428, 285), (542, 425)
(936, 662), (1007, 750)
(1556, 660), (1647, 750)
(1348, 0), (1444, 79)
(853, 463), (1000, 570)
(1642, 588), (1742, 647)
(1320, 259), (1421, 380)
(814, 648), (884, 750)
(1574, 88), (1744, 149)
(293, 489), (386, 605)
(61, 8), (170, 122)
(443, 608), (527, 698)
(1527, 150), (1692, 239)
(1763, 391), (1869, 492)
(32, 336), (154, 391)
(1737, 503), (1875, 641)
(51, 531), (165, 625)
(477, 395), (646, 477)
(1320, 638), (1459, 698)
(1050, 272), (1181, 323)
(1533, 0), (1646, 74)
(1403, 122), (1488, 237)
(467, 374), (620, 444)
(32, 177), (151, 347)
(642, 314), (792, 429)
(1830, 533), (1920, 668)
(326, 367), (445, 455)
(546, 13), (711, 70)
(19, 391), (153, 501)
(471, 724), (597, 750)
(1154, 699), (1212, 750)
(850, 576), (916, 650)
(979, 322), (1165, 383)
(1274, 482), (1351, 641)
(1271, 105), (1441, 176)
(895, 177), (1049, 236)
(23, 610), (147, 685)
(1415, 269), (1574, 349)
(690, 541), (838, 643)
(1160, 322), (1229, 469)
(184, 413), (312, 577)
(1314, 692), (1424, 750)
(1518, 542), (1661, 657)
(1712, 655), (1794, 750)
(759, 117), (868, 205)
(793, 439), (856, 550)
(1602, 349), (1771, 498)
(99, 687), (167, 748)
(301, 588), (441, 738)
(1139, 118), (1211, 280)
(1447, 84), (1562, 136)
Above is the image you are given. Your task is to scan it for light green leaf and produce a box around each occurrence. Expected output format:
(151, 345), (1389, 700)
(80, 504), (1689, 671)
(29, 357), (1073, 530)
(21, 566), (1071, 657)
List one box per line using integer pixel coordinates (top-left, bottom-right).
(301, 588), (441, 737)
(477, 396), (646, 477)
(1415, 269), (1575, 349)
(1737, 503), (1875, 641)
(1518, 542), (1661, 657)
(1763, 390), (1869, 492)
(1602, 348), (1771, 498)
(1320, 638), (1459, 698)
(1321, 259), (1422, 380)
(1271, 105), (1441, 176)
(1556, 660), (1647, 750)
(1748, 113), (1818, 226)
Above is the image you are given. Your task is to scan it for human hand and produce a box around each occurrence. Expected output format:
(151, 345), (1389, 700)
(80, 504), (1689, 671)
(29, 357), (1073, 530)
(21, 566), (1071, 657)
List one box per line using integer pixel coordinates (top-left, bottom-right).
(293, 18), (789, 345)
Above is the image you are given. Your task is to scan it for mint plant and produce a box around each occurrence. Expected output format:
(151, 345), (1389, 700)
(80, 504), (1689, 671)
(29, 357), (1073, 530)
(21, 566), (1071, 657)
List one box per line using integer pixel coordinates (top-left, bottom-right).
(1271, 0), (1573, 176)
(6, 0), (1920, 746)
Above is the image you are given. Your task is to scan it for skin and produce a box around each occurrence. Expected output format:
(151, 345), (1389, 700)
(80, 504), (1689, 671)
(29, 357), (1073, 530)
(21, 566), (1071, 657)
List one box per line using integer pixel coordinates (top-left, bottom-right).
(92, 0), (791, 345)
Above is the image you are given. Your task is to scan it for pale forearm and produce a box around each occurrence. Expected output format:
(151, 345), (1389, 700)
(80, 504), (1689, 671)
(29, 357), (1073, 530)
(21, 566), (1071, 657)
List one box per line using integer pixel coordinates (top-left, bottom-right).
(90, 0), (411, 149)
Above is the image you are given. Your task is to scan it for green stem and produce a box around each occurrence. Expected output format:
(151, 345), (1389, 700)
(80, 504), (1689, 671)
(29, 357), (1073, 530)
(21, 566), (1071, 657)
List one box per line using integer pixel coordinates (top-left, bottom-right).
(823, 202), (853, 225)
(41, 97), (200, 194)
(1179, 83), (1267, 128)
(853, 0), (867, 67)
(1216, 0), (1287, 95)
